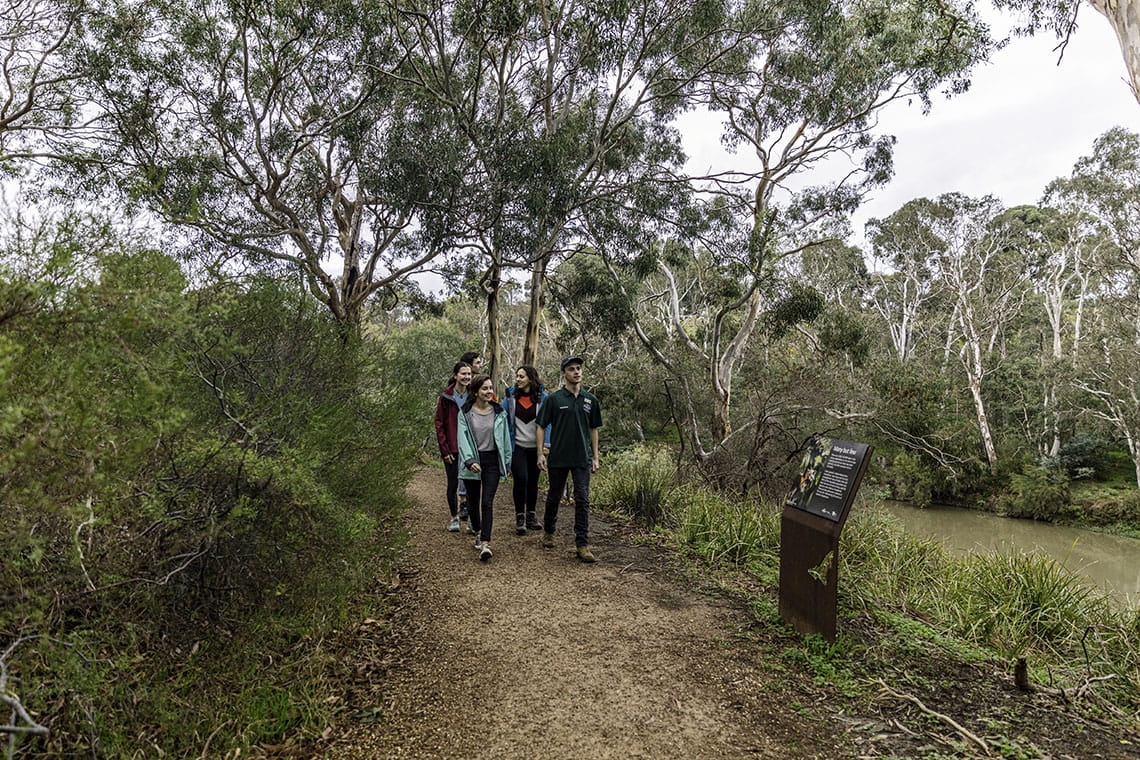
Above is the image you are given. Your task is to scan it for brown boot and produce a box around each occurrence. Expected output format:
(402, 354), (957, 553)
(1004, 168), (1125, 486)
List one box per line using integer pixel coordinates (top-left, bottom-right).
(541, 531), (555, 549)
(576, 545), (596, 563)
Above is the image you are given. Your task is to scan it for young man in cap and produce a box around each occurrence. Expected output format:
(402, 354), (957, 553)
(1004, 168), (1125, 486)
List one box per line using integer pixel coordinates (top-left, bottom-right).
(536, 355), (602, 562)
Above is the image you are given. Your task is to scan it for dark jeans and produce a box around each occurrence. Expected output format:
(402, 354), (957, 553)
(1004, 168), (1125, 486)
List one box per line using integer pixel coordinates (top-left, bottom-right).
(511, 446), (539, 516)
(543, 466), (591, 547)
(444, 456), (460, 517)
(464, 450), (500, 543)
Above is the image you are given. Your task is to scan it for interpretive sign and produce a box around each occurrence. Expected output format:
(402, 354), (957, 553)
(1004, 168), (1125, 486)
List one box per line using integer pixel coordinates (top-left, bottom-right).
(779, 435), (873, 641)
(784, 436), (872, 526)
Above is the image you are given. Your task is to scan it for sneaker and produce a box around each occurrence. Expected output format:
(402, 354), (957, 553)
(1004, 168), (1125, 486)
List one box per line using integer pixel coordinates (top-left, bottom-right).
(474, 538), (483, 551)
(467, 521), (479, 535)
(447, 517), (460, 532)
(576, 545), (596, 563)
(480, 543), (493, 562)
(516, 515), (527, 535)
(459, 500), (469, 520)
(541, 531), (555, 549)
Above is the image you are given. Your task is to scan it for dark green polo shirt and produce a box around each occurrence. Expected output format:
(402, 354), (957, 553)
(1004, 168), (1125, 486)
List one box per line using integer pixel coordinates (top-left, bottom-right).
(536, 386), (602, 468)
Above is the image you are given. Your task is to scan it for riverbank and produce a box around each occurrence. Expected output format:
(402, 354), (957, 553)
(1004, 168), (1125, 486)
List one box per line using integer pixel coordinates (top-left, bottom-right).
(881, 499), (1140, 601)
(592, 446), (1140, 749)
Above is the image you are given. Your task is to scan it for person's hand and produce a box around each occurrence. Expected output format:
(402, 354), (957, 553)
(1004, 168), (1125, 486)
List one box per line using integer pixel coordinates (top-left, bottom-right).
(471, 463), (482, 473)
(591, 456), (600, 474)
(443, 453), (455, 464)
(538, 451), (548, 472)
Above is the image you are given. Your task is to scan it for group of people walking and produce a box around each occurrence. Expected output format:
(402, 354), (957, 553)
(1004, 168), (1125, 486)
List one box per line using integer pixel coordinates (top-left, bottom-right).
(433, 352), (602, 563)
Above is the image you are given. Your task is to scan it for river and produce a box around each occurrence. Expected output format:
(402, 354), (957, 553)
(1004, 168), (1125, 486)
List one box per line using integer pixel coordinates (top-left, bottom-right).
(878, 501), (1140, 604)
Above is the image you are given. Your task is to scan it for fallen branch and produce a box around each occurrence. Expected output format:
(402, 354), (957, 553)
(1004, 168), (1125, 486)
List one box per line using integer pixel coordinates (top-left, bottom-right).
(0, 693), (50, 737)
(874, 678), (990, 756)
(0, 638), (49, 742)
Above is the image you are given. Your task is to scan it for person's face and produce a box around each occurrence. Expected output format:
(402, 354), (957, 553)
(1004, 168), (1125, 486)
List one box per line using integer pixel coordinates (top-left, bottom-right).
(562, 362), (582, 384)
(471, 356), (484, 373)
(455, 366), (473, 388)
(515, 368), (530, 391)
(476, 378), (495, 402)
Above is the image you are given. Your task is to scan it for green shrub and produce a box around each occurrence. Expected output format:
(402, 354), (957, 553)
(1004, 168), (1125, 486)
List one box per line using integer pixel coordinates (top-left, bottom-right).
(370, 316), (469, 417)
(888, 450), (938, 507)
(1043, 434), (1113, 479)
(994, 466), (1072, 522)
(1072, 490), (1140, 529)
(1, 237), (416, 758)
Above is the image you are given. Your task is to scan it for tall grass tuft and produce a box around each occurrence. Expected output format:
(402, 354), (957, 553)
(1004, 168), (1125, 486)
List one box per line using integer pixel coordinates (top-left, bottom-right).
(593, 445), (680, 527)
(677, 486), (780, 568)
(939, 551), (1112, 658)
(840, 503), (948, 612)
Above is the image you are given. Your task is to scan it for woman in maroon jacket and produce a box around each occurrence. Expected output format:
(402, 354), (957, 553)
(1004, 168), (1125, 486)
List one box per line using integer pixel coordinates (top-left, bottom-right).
(434, 361), (473, 531)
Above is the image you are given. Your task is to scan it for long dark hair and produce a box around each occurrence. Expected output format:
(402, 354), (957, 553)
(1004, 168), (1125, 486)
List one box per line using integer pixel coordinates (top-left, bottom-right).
(513, 365), (542, 402)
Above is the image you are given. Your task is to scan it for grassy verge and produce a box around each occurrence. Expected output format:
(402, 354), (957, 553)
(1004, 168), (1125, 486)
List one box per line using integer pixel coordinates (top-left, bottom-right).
(593, 445), (1140, 739)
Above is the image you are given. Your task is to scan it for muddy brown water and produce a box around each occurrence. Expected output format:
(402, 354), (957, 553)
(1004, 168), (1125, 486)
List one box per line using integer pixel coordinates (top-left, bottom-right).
(879, 500), (1140, 604)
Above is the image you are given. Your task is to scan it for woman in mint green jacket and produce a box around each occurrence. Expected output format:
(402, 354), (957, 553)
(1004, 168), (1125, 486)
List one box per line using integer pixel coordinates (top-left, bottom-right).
(457, 374), (512, 561)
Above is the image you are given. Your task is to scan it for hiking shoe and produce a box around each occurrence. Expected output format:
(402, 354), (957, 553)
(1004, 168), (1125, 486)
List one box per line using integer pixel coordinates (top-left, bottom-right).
(459, 500), (469, 520)
(576, 545), (596, 563)
(525, 512), (541, 531)
(480, 543), (493, 562)
(516, 515), (527, 535)
(541, 531), (555, 549)
(447, 517), (460, 532)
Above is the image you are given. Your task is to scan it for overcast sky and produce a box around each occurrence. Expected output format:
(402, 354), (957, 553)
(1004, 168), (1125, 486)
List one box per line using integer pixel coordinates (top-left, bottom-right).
(679, 8), (1138, 249)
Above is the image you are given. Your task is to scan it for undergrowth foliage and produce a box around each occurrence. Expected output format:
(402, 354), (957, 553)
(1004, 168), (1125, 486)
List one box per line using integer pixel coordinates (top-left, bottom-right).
(1, 240), (416, 758)
(595, 445), (1140, 722)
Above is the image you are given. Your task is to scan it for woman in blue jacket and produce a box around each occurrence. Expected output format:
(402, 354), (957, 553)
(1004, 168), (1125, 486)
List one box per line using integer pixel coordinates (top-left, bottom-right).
(503, 365), (548, 535)
(457, 374), (512, 561)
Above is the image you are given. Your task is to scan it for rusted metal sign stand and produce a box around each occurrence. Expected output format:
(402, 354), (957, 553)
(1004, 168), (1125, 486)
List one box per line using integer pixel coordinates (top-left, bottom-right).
(778, 436), (872, 642)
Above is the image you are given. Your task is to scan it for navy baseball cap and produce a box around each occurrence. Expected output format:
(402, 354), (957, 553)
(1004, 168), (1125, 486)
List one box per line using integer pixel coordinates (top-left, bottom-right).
(560, 355), (584, 370)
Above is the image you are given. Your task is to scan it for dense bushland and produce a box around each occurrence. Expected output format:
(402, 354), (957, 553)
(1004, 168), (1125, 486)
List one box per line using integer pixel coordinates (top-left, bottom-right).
(594, 445), (1140, 725)
(1, 228), (417, 757)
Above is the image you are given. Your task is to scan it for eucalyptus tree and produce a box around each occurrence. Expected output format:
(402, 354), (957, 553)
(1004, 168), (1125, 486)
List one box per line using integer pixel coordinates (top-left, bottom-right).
(999, 204), (1105, 457)
(867, 199), (951, 363)
(1047, 128), (1140, 289)
(1, 0), (90, 169)
(1076, 293), (1140, 486)
(1045, 128), (1140, 484)
(80, 0), (463, 327)
(593, 0), (995, 457)
(384, 0), (746, 379)
(895, 194), (1028, 473)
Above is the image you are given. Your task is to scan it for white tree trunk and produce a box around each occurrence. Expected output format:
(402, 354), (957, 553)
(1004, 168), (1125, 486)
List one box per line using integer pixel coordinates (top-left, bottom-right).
(964, 339), (1000, 472)
(1130, 434), (1140, 488)
(1090, 0), (1140, 104)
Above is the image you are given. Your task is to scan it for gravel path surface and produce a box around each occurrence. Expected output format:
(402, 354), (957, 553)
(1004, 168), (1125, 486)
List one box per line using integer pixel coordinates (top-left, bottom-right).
(325, 467), (848, 760)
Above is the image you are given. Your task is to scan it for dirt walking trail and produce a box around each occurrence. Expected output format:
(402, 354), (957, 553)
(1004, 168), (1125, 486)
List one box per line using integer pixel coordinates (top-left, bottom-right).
(325, 467), (848, 760)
